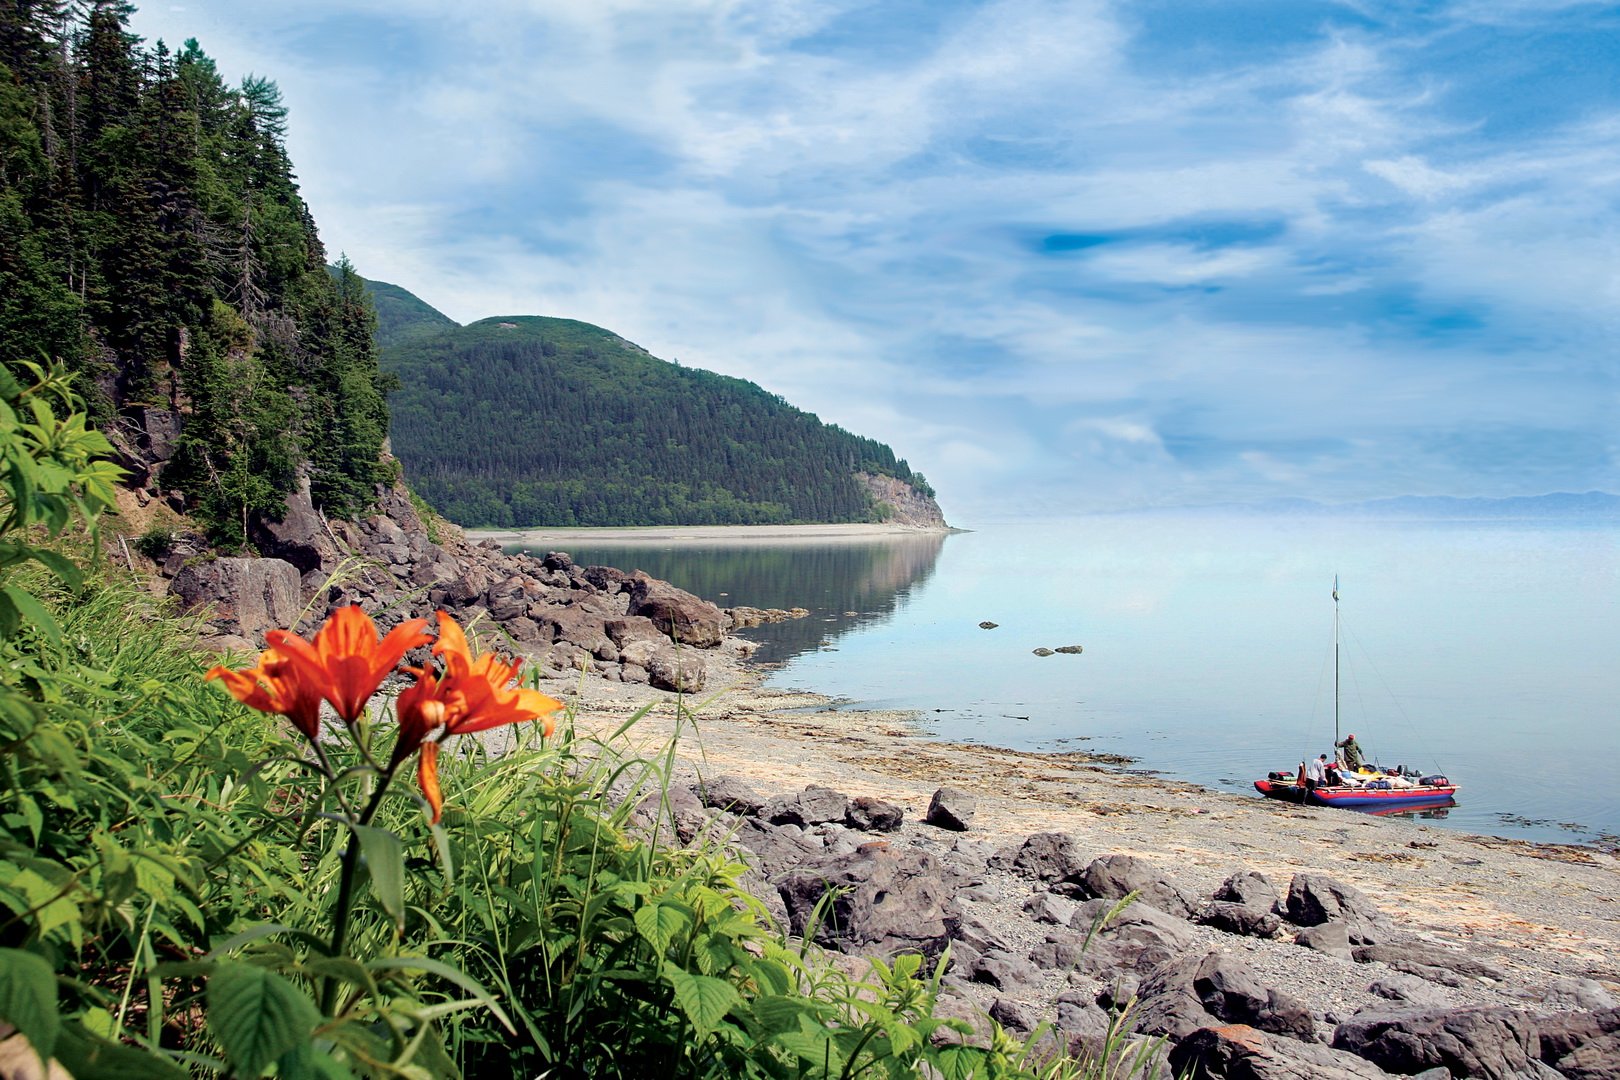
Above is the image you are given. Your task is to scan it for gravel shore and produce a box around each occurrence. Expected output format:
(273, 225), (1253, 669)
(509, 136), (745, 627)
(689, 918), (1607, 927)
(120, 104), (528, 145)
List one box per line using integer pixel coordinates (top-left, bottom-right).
(517, 648), (1620, 1029)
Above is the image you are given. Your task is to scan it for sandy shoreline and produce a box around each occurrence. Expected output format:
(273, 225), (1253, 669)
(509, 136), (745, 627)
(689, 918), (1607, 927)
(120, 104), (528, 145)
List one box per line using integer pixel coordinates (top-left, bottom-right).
(469, 522), (957, 547)
(518, 650), (1619, 993)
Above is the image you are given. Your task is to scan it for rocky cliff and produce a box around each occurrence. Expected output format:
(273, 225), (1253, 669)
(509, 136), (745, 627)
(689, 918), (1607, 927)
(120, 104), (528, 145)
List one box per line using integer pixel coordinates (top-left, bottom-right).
(857, 472), (948, 529)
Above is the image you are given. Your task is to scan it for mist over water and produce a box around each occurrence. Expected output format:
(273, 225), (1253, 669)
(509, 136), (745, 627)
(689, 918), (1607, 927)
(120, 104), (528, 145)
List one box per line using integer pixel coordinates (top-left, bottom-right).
(521, 516), (1619, 848)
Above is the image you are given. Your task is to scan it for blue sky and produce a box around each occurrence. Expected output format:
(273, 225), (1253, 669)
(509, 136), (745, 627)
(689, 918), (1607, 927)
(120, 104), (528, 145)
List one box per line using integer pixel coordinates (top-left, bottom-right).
(130, 0), (1619, 519)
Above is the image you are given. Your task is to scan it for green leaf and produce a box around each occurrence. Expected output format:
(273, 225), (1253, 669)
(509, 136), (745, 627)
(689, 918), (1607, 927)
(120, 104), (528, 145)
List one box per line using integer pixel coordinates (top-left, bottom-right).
(367, 956), (514, 1034)
(28, 547), (82, 591)
(0, 586), (59, 647)
(0, 948), (59, 1064)
(662, 966), (739, 1040)
(52, 1020), (189, 1080)
(351, 825), (405, 932)
(633, 901), (691, 956)
(206, 961), (318, 1077)
(428, 822), (454, 887)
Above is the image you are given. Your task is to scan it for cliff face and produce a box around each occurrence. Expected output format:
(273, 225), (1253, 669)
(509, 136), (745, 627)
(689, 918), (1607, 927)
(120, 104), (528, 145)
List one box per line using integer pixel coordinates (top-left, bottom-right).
(857, 473), (949, 529)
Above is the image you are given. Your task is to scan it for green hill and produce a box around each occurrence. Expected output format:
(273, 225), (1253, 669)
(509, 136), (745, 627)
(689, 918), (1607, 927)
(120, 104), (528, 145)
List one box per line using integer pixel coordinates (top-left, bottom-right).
(361, 276), (460, 349)
(370, 287), (936, 528)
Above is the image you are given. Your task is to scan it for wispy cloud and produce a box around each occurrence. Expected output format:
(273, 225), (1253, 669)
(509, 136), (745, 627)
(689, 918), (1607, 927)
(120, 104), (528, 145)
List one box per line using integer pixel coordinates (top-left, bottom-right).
(130, 0), (1620, 518)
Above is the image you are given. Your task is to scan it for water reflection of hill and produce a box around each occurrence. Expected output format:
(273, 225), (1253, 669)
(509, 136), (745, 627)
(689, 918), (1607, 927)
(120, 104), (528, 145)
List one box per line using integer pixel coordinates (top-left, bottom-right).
(503, 535), (947, 665)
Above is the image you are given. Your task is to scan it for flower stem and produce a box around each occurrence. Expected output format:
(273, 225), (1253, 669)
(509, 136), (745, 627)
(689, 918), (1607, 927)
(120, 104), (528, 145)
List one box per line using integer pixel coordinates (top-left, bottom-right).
(319, 766), (397, 1016)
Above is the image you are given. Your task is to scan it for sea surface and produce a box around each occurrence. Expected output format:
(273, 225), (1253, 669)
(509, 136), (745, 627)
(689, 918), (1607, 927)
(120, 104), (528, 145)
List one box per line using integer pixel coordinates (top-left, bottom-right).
(511, 516), (1619, 848)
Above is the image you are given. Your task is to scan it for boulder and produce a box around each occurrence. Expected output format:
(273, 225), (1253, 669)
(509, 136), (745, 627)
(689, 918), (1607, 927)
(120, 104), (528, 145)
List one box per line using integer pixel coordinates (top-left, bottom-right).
(970, 949), (1041, 990)
(1281, 874), (1394, 945)
(1529, 978), (1617, 1012)
(646, 648), (706, 693)
(632, 784), (708, 845)
(925, 787), (976, 830)
(581, 564), (629, 593)
(1132, 952), (1317, 1043)
(764, 785), (850, 827)
(988, 831), (1088, 883)
(1294, 921), (1353, 960)
(730, 817), (825, 877)
(1198, 901), (1282, 939)
(1350, 943), (1505, 987)
(1330, 1006), (1541, 1079)
(1366, 975), (1451, 1009)
(693, 774), (765, 816)
(250, 485), (342, 574)
(774, 845), (954, 958)
(604, 615), (664, 648)
(1067, 854), (1198, 919)
(1170, 1024), (1393, 1080)
(1213, 870), (1280, 912)
(1030, 899), (1195, 975)
(534, 604), (614, 656)
(1536, 1007), (1620, 1068)
(845, 795), (904, 832)
(626, 571), (725, 647)
(1022, 892), (1079, 926)
(169, 556), (304, 641)
(989, 998), (1033, 1034)
(1555, 1031), (1620, 1080)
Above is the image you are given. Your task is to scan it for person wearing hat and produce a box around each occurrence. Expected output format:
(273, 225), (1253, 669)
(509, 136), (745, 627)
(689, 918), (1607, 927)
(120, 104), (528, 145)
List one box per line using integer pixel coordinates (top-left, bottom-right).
(1336, 733), (1365, 772)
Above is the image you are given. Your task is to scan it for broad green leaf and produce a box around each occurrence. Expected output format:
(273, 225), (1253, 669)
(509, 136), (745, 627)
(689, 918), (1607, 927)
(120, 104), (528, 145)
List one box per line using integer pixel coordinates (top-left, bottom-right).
(633, 901), (691, 956)
(52, 1020), (189, 1080)
(206, 962), (318, 1077)
(0, 948), (59, 1064)
(663, 966), (740, 1040)
(351, 825), (405, 932)
(0, 586), (59, 646)
(27, 547), (82, 590)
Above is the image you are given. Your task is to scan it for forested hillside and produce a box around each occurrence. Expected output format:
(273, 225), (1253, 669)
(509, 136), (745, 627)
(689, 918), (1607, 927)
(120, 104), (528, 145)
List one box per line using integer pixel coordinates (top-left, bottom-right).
(0, 2), (392, 544)
(378, 296), (938, 527)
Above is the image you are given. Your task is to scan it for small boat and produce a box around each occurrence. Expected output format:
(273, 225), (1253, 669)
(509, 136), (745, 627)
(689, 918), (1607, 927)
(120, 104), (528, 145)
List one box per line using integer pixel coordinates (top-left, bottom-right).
(1254, 579), (1459, 813)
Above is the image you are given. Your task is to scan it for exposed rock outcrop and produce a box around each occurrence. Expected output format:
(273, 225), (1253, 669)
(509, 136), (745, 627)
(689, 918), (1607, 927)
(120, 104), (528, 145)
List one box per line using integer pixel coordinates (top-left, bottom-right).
(855, 472), (947, 529)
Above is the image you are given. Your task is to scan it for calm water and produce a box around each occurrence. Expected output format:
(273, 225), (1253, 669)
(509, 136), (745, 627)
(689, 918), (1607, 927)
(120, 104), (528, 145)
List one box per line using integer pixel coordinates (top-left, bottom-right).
(515, 516), (1619, 848)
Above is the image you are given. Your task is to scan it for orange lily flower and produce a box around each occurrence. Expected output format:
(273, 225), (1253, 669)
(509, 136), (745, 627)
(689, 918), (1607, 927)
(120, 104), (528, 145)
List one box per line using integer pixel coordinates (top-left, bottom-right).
(270, 606), (432, 724)
(207, 645), (325, 741)
(392, 611), (563, 821)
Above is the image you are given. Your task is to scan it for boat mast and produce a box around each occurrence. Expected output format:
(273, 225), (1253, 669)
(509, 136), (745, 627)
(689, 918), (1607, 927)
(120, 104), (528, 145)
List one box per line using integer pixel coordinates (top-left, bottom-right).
(1332, 576), (1340, 747)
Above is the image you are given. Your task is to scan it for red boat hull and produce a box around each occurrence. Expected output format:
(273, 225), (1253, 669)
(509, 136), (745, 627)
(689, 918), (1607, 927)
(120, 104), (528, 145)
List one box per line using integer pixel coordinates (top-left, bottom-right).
(1253, 778), (1459, 810)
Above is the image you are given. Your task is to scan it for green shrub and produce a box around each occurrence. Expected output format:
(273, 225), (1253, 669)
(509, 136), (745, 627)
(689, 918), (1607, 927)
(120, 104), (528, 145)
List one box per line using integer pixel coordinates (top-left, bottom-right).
(132, 525), (178, 560)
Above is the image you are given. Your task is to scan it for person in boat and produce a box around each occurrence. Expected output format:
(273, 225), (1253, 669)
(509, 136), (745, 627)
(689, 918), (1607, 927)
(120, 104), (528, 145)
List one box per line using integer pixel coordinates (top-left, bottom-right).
(1323, 758), (1342, 786)
(1304, 754), (1327, 792)
(1336, 733), (1366, 772)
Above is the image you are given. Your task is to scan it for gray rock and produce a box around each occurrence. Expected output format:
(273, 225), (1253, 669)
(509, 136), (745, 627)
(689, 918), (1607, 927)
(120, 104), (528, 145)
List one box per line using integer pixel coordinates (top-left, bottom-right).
(1032, 647), (1055, 656)
(169, 556), (304, 641)
(989, 998), (1032, 1033)
(1170, 1024), (1393, 1079)
(692, 774), (764, 816)
(972, 949), (1041, 990)
(1330, 1006), (1541, 1079)
(1294, 921), (1353, 960)
(1351, 943), (1505, 987)
(845, 795), (904, 832)
(604, 614), (663, 648)
(1366, 975), (1450, 1009)
(645, 648), (706, 693)
(730, 817), (826, 877)
(1198, 901), (1283, 939)
(626, 571), (725, 647)
(1213, 869), (1280, 912)
(1531, 977), (1617, 1012)
(1536, 1007), (1620, 1069)
(1556, 1031), (1620, 1080)
(632, 784), (708, 845)
(1054, 644), (1084, 654)
(1022, 892), (1080, 926)
(1282, 873), (1394, 945)
(950, 913), (1008, 955)
(926, 787), (976, 831)
(1031, 899), (1196, 976)
(988, 831), (1088, 883)
(1067, 854), (1199, 919)
(764, 785), (849, 827)
(978, 620), (998, 629)
(1133, 952), (1317, 1043)
(774, 845), (954, 958)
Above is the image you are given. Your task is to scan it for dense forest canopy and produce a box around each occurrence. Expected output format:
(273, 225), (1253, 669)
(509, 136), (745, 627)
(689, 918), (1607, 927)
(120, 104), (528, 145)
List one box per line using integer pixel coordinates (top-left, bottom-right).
(0, 0), (392, 543)
(378, 303), (935, 528)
